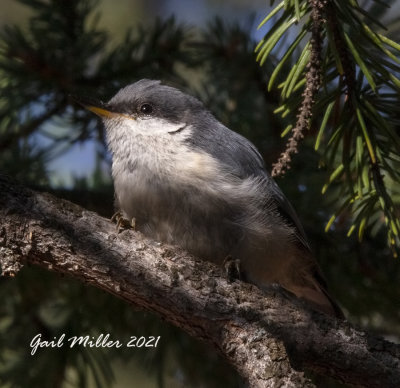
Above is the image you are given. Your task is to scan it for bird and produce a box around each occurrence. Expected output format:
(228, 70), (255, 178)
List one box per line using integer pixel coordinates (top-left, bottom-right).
(76, 79), (343, 318)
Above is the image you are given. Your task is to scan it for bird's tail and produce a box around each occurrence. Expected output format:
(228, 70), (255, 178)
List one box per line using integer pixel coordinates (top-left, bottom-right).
(286, 267), (344, 319)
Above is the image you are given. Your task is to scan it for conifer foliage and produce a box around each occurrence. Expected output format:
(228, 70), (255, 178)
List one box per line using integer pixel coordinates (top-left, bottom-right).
(256, 0), (400, 255)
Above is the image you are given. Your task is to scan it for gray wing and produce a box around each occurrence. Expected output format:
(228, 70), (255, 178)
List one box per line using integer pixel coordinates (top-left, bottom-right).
(186, 120), (310, 250)
(263, 176), (310, 250)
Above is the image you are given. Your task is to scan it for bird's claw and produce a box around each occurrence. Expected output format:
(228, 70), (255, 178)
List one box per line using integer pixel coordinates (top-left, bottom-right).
(111, 211), (136, 233)
(222, 255), (241, 283)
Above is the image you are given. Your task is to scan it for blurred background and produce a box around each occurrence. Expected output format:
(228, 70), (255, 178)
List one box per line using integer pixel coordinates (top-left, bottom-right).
(0, 0), (399, 387)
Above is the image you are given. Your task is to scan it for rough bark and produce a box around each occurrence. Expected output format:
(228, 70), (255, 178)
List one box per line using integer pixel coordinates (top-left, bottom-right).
(0, 174), (399, 388)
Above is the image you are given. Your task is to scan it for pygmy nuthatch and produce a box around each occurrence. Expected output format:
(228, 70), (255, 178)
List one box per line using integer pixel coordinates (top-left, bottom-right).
(79, 79), (343, 318)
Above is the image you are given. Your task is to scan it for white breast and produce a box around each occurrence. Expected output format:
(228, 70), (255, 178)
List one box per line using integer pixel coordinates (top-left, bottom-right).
(105, 115), (296, 269)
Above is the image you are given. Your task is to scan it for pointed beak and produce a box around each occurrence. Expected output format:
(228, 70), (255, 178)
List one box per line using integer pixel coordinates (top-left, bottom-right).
(70, 95), (117, 119)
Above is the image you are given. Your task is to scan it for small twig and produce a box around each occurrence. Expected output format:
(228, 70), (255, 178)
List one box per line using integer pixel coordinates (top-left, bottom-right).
(272, 0), (327, 177)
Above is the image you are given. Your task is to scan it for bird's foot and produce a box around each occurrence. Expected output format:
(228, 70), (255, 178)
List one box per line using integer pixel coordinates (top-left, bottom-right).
(111, 211), (136, 233)
(222, 255), (241, 283)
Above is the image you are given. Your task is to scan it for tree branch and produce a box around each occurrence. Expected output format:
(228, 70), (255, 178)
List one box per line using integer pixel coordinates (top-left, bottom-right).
(0, 174), (399, 388)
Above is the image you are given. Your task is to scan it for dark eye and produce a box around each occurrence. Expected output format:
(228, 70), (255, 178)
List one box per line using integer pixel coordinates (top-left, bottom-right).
(140, 103), (153, 115)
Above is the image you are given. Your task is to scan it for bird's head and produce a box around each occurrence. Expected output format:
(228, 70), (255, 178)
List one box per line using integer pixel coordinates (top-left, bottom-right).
(74, 79), (205, 139)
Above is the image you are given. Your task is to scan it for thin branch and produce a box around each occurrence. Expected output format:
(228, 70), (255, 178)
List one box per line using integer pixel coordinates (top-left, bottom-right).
(272, 0), (327, 177)
(1, 174), (400, 387)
